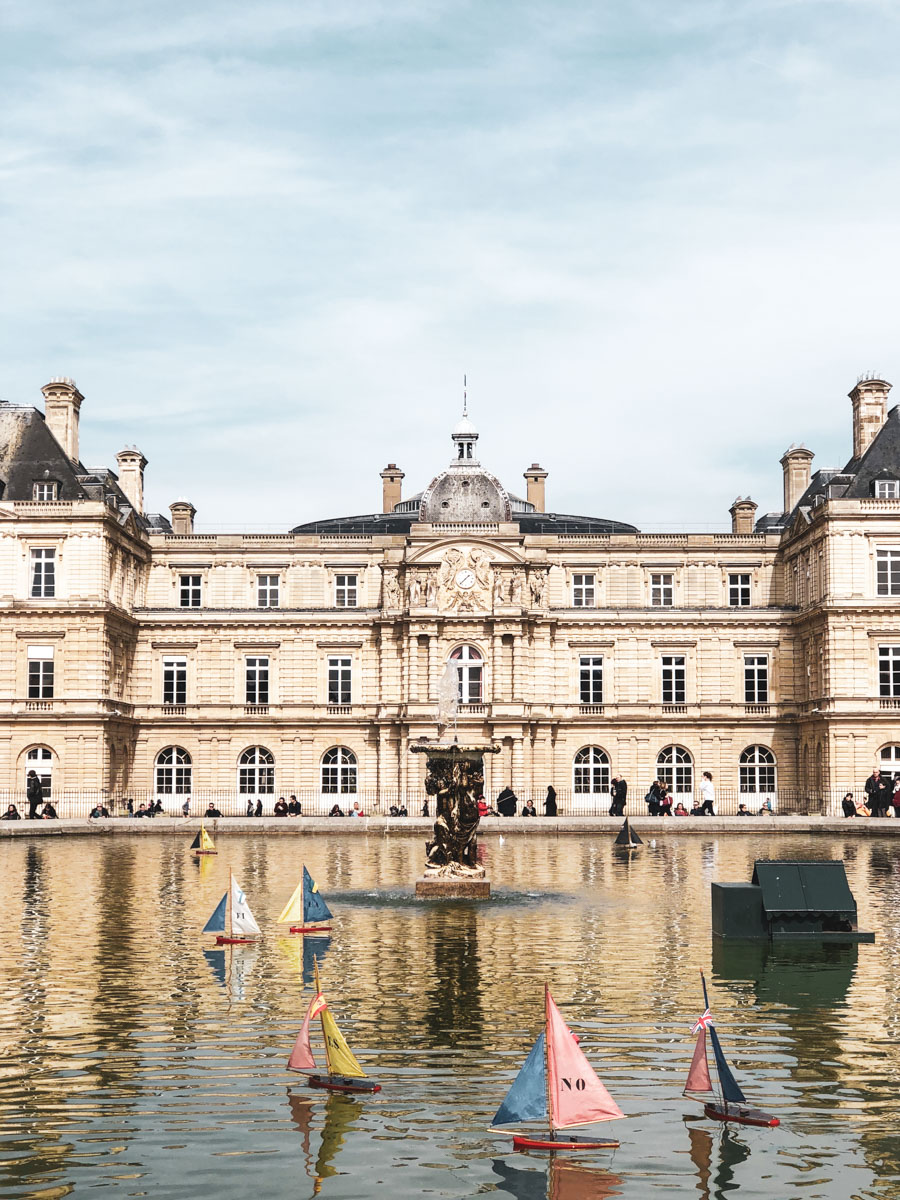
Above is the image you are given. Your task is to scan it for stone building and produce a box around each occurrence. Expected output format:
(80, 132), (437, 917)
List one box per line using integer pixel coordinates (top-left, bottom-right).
(1, 374), (899, 814)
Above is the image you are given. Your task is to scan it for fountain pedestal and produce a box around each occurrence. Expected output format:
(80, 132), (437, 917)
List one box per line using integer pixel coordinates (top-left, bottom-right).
(410, 741), (499, 900)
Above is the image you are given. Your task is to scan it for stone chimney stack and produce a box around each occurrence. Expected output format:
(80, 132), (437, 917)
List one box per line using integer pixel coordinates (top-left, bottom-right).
(42, 377), (84, 462)
(780, 445), (814, 513)
(524, 463), (548, 513)
(115, 447), (148, 514)
(849, 374), (891, 460)
(729, 496), (758, 534)
(169, 499), (196, 534)
(380, 464), (404, 514)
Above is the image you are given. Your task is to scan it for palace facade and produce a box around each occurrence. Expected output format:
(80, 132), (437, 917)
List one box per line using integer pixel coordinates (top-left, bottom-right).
(2, 374), (900, 814)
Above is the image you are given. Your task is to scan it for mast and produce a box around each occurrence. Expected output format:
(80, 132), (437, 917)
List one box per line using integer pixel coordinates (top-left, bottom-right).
(314, 958), (332, 1078)
(700, 970), (725, 1113)
(544, 983), (554, 1137)
(227, 872), (233, 938)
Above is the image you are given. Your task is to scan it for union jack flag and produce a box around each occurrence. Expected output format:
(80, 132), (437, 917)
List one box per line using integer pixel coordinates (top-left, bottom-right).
(691, 1007), (713, 1034)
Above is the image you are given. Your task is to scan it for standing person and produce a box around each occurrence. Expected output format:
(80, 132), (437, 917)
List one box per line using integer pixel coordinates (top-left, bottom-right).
(609, 775), (627, 817)
(658, 784), (672, 817)
(544, 785), (557, 817)
(865, 768), (889, 817)
(254, 799), (263, 817)
(26, 770), (43, 820)
(496, 787), (518, 816)
(246, 799), (255, 816)
(699, 771), (716, 816)
(645, 779), (662, 816)
(893, 774), (900, 819)
(181, 798), (190, 818)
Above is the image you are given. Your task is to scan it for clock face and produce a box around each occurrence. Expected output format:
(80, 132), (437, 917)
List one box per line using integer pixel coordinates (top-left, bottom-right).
(456, 568), (476, 590)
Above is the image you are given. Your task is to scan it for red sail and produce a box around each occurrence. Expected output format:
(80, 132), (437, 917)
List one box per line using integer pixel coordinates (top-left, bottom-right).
(546, 988), (625, 1129)
(288, 991), (327, 1071)
(683, 1027), (716, 1100)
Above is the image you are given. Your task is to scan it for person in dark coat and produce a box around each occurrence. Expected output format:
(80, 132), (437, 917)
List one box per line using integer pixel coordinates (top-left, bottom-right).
(609, 776), (627, 816)
(273, 798), (288, 817)
(246, 799), (255, 816)
(1, 804), (21, 820)
(496, 787), (518, 816)
(544, 785), (557, 816)
(41, 802), (58, 819)
(865, 769), (891, 817)
(204, 803), (223, 818)
(522, 799), (536, 816)
(254, 799), (263, 816)
(645, 780), (663, 816)
(841, 792), (857, 818)
(26, 770), (44, 820)
(287, 795), (302, 816)
(893, 775), (900, 819)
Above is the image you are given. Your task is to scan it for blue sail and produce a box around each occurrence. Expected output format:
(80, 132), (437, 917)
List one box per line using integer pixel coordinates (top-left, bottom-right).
(491, 1033), (547, 1126)
(709, 1025), (747, 1104)
(202, 892), (227, 934)
(303, 866), (333, 923)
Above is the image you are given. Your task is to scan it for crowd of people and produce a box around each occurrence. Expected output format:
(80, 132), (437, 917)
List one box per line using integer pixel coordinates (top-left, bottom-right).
(842, 769), (900, 817)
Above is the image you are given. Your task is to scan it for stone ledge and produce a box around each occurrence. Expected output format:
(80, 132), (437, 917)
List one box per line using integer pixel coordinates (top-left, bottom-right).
(415, 876), (491, 899)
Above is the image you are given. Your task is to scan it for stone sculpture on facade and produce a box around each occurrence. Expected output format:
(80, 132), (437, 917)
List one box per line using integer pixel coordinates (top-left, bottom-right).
(436, 545), (493, 612)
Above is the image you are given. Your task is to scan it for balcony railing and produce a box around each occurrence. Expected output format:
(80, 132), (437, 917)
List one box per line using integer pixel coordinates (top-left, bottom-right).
(579, 704), (605, 716)
(745, 704), (771, 716)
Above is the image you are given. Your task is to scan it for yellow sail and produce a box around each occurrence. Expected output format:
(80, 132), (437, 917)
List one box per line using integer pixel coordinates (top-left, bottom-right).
(277, 879), (305, 925)
(320, 1008), (366, 1078)
(200, 826), (216, 852)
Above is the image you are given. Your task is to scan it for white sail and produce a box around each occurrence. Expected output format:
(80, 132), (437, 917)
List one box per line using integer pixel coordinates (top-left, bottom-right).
(231, 876), (261, 937)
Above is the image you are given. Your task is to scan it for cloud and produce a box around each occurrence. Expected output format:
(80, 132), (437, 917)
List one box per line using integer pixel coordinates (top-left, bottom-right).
(2, 0), (900, 528)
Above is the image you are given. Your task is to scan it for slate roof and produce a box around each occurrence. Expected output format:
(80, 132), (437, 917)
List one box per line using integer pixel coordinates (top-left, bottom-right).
(290, 510), (638, 535)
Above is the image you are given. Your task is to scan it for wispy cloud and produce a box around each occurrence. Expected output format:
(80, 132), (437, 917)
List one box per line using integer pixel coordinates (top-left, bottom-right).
(2, 0), (900, 528)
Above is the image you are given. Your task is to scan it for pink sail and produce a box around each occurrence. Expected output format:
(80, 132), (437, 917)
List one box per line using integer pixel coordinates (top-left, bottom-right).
(546, 988), (625, 1129)
(288, 991), (327, 1071)
(683, 1027), (716, 1100)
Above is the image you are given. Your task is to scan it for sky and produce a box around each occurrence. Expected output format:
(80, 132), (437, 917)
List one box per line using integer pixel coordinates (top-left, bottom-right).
(2, 0), (900, 530)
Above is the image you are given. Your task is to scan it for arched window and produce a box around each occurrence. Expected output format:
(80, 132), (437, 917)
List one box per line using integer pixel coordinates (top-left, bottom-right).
(739, 745), (776, 794)
(321, 747), (358, 794)
(450, 645), (483, 704)
(25, 746), (54, 799)
(156, 746), (192, 795)
(573, 746), (610, 795)
(657, 745), (693, 797)
(238, 746), (274, 795)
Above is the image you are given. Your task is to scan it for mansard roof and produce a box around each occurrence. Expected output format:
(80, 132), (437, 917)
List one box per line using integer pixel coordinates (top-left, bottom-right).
(289, 509), (638, 535)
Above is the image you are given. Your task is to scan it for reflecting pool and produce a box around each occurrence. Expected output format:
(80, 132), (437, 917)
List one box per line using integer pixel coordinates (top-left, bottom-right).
(0, 831), (898, 1198)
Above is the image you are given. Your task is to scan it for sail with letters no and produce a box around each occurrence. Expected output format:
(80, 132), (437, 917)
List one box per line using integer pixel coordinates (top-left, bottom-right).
(491, 984), (625, 1151)
(683, 971), (779, 1128)
(278, 866), (333, 934)
(288, 959), (382, 1094)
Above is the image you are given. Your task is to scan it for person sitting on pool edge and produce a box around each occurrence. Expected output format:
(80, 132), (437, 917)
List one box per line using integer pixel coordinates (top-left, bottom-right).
(673, 801), (689, 816)
(736, 803), (751, 816)
(1, 804), (21, 820)
(287, 795), (302, 816)
(89, 803), (110, 818)
(41, 801), (58, 819)
(204, 802), (223, 818)
(273, 797), (288, 817)
(329, 803), (344, 817)
(521, 799), (537, 816)
(842, 792), (857, 817)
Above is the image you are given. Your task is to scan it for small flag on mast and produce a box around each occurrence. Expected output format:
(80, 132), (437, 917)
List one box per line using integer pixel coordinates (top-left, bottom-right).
(691, 1007), (713, 1035)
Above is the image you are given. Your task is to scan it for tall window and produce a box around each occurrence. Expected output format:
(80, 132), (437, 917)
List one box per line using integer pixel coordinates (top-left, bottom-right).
(32, 482), (57, 501)
(31, 549), (56, 598)
(238, 746), (274, 794)
(573, 746), (610, 795)
(163, 657), (187, 705)
(328, 657), (352, 705)
(245, 657), (269, 704)
(257, 575), (279, 608)
(27, 646), (54, 698)
(321, 746), (358, 794)
(739, 745), (776, 794)
(657, 745), (693, 795)
(744, 655), (769, 703)
(729, 574), (751, 607)
(876, 549), (900, 596)
(450, 645), (483, 703)
(661, 655), (686, 703)
(335, 574), (358, 607)
(651, 573), (674, 607)
(879, 646), (900, 697)
(579, 656), (603, 703)
(25, 747), (53, 798)
(572, 574), (595, 607)
(875, 480), (900, 498)
(156, 746), (192, 795)
(179, 574), (201, 607)
(879, 744), (900, 772)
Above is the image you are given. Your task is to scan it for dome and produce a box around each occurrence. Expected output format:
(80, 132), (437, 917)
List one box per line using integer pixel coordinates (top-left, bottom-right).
(452, 415), (478, 438)
(419, 465), (512, 523)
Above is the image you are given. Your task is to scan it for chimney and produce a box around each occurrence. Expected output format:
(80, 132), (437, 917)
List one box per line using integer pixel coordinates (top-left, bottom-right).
(115, 447), (148, 514)
(729, 496), (758, 534)
(849, 375), (891, 460)
(169, 499), (196, 534)
(42, 377), (84, 462)
(524, 463), (548, 513)
(380, 463), (404, 514)
(780, 445), (814, 513)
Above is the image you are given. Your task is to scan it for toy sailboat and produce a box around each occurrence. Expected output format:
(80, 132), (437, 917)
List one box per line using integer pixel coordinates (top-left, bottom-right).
(614, 818), (643, 848)
(288, 960), (381, 1094)
(491, 984), (625, 1151)
(684, 972), (779, 1128)
(190, 824), (217, 855)
(202, 873), (262, 946)
(278, 866), (333, 934)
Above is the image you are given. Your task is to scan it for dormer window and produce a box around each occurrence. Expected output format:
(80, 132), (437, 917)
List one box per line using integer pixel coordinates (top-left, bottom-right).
(33, 482), (57, 501)
(875, 479), (900, 498)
